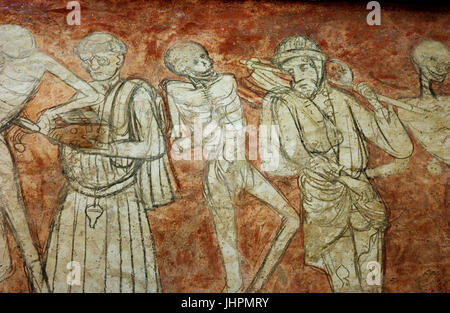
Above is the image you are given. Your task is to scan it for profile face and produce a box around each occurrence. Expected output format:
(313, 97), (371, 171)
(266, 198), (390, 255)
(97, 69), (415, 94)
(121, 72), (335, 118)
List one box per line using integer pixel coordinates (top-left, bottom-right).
(79, 50), (123, 81)
(184, 45), (214, 78)
(420, 55), (449, 83)
(281, 56), (324, 99)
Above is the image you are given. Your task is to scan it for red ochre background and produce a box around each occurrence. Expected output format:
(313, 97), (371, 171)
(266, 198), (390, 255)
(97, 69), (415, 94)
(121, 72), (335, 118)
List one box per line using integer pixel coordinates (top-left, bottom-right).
(0, 0), (448, 292)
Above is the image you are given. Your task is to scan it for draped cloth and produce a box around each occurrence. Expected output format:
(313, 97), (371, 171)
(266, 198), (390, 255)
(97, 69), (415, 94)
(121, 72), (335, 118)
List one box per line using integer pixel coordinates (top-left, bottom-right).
(0, 137), (12, 282)
(45, 79), (175, 292)
(0, 209), (10, 282)
(261, 83), (412, 292)
(110, 79), (177, 209)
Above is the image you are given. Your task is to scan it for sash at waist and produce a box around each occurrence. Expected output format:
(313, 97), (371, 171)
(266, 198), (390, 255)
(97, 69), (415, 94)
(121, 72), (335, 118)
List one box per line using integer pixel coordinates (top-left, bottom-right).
(66, 174), (136, 198)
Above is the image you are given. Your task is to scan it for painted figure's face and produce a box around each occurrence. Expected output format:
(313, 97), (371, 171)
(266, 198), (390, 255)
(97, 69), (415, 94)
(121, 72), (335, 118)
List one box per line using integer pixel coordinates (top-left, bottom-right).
(420, 55), (449, 83)
(281, 56), (324, 99)
(184, 45), (214, 79)
(79, 50), (123, 81)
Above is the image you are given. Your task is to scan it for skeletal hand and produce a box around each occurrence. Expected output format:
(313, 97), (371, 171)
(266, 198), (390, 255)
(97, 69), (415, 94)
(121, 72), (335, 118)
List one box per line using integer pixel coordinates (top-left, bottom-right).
(246, 57), (261, 70)
(356, 82), (379, 106)
(36, 109), (57, 135)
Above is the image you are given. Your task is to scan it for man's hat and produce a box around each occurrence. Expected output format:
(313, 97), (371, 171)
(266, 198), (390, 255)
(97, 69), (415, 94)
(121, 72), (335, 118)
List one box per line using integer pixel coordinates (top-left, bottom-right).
(270, 35), (326, 66)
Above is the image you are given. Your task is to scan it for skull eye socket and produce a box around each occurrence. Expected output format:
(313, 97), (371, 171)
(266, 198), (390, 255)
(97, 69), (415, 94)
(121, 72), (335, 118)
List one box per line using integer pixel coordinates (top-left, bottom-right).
(298, 64), (308, 71)
(81, 55), (110, 67)
(96, 56), (110, 66)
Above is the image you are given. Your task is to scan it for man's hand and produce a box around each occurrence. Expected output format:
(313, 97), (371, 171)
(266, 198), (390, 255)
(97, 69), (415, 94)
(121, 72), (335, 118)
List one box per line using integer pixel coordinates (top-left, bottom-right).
(172, 136), (193, 155)
(339, 175), (376, 203)
(309, 155), (343, 181)
(365, 168), (377, 179)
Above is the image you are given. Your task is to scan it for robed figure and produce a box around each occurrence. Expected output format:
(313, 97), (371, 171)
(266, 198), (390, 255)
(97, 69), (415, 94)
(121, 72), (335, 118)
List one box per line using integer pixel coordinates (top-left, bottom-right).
(44, 33), (176, 293)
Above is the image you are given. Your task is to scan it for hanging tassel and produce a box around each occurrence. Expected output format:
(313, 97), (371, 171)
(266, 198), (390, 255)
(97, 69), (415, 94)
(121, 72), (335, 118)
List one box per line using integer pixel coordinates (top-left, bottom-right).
(85, 203), (104, 229)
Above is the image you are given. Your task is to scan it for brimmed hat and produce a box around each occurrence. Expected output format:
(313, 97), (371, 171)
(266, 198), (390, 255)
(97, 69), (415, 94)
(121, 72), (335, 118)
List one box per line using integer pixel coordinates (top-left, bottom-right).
(271, 35), (326, 67)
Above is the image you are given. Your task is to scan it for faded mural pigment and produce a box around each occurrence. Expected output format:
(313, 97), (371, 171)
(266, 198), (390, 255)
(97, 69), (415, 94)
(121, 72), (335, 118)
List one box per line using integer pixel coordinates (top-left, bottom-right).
(0, 0), (448, 293)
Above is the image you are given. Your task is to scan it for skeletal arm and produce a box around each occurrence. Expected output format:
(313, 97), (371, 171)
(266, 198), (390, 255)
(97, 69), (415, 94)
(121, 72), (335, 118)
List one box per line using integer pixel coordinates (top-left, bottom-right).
(351, 84), (413, 159)
(366, 157), (411, 178)
(165, 84), (184, 139)
(38, 52), (103, 115)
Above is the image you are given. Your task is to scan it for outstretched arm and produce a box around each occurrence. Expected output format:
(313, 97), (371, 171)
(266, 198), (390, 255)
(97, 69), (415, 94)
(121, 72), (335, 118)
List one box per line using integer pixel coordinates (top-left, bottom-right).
(35, 53), (103, 133)
(165, 82), (184, 139)
(366, 157), (410, 178)
(40, 53), (102, 112)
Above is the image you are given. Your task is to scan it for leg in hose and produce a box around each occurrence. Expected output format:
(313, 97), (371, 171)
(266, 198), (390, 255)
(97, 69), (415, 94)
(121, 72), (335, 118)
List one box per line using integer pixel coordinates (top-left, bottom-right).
(353, 227), (384, 292)
(245, 166), (300, 292)
(0, 140), (49, 292)
(320, 231), (361, 292)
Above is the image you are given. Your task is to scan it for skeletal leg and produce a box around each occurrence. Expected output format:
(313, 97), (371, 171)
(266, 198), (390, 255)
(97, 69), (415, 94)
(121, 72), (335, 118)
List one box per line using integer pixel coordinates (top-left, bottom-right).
(203, 160), (244, 293)
(245, 166), (300, 292)
(208, 204), (243, 293)
(0, 138), (49, 292)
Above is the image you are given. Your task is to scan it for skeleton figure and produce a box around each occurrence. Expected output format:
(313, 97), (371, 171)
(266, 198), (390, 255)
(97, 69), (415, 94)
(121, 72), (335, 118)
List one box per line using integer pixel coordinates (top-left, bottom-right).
(0, 24), (101, 292)
(44, 32), (176, 292)
(375, 40), (450, 177)
(375, 40), (450, 260)
(261, 36), (413, 292)
(164, 41), (300, 292)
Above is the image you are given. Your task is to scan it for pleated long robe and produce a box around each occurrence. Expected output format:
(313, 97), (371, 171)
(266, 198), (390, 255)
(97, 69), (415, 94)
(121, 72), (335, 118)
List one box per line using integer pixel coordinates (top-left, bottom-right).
(45, 79), (176, 292)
